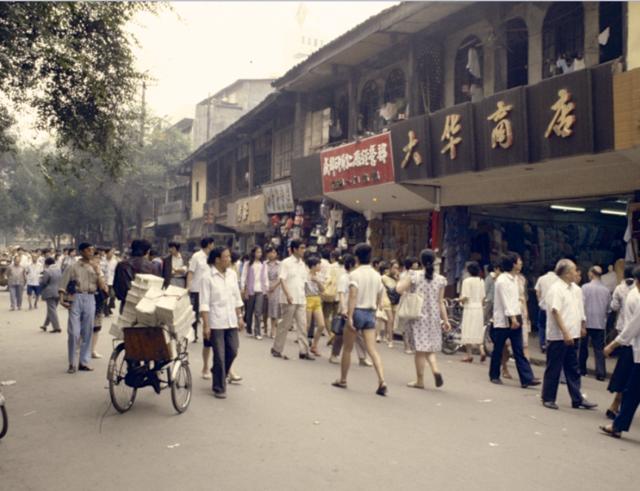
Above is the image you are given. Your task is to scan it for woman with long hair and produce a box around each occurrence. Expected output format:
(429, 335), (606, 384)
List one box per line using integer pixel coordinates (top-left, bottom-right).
(241, 245), (267, 340)
(396, 249), (451, 389)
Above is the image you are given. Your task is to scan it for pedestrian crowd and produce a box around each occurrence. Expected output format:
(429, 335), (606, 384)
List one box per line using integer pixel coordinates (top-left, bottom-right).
(5, 239), (640, 439)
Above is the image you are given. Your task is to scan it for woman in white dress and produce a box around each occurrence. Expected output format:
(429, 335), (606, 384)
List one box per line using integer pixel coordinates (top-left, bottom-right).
(459, 262), (486, 363)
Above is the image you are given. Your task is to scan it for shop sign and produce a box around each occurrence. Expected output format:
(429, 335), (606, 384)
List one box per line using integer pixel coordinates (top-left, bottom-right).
(391, 115), (432, 181)
(320, 132), (394, 193)
(474, 86), (528, 171)
(429, 102), (475, 177)
(527, 69), (593, 162)
(263, 180), (294, 214)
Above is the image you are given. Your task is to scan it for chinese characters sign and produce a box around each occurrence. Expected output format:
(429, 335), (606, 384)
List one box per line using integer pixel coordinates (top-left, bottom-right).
(440, 114), (462, 159)
(321, 132), (394, 193)
(263, 180), (294, 214)
(545, 89), (576, 139)
(487, 101), (514, 149)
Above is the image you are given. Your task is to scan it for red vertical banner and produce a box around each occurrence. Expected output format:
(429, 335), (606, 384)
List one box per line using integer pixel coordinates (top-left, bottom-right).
(430, 210), (440, 250)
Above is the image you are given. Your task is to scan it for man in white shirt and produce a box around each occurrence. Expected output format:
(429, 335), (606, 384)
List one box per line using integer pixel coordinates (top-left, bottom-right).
(26, 253), (43, 309)
(490, 253), (539, 388)
(103, 248), (118, 316)
(541, 259), (597, 410)
(535, 266), (559, 353)
(272, 240), (314, 360)
(333, 243), (387, 396)
(187, 237), (215, 377)
(200, 246), (245, 399)
(601, 266), (640, 437)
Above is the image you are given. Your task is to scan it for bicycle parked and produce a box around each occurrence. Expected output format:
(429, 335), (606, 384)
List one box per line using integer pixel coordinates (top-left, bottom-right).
(441, 298), (494, 357)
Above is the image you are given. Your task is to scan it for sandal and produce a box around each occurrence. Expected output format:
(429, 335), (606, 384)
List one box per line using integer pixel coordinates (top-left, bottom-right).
(332, 380), (347, 389)
(599, 425), (621, 439)
(376, 383), (388, 396)
(460, 357), (473, 363)
(407, 381), (425, 389)
(502, 371), (513, 380)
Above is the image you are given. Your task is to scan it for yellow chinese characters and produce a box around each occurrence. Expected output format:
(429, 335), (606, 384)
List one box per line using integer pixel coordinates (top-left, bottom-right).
(487, 101), (514, 149)
(440, 114), (462, 159)
(401, 130), (423, 168)
(545, 89), (576, 139)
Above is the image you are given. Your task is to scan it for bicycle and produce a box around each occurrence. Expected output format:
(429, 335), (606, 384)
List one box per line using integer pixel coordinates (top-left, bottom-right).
(442, 299), (494, 357)
(0, 384), (8, 439)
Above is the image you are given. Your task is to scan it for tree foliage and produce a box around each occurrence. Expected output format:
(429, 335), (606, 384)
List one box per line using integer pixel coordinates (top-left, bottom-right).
(0, 2), (154, 174)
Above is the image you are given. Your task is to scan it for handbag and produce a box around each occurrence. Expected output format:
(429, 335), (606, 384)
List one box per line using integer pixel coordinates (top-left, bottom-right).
(397, 277), (424, 321)
(331, 315), (346, 335)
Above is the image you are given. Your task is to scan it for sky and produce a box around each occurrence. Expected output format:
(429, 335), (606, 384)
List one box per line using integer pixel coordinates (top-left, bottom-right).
(128, 1), (397, 124)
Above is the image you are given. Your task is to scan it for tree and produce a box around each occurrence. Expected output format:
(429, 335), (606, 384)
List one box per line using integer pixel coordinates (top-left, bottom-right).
(0, 2), (155, 174)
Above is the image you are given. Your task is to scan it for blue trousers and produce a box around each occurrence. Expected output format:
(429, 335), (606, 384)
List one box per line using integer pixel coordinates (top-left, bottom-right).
(614, 363), (640, 432)
(67, 293), (96, 367)
(537, 309), (547, 351)
(490, 324), (535, 384)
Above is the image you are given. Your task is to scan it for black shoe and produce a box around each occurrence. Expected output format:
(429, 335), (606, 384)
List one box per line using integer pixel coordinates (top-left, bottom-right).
(213, 391), (227, 399)
(271, 348), (289, 360)
(490, 378), (503, 385)
(78, 364), (94, 372)
(572, 400), (598, 410)
(522, 378), (541, 389)
(542, 401), (559, 410)
(596, 376), (606, 382)
(51, 329), (62, 333)
(434, 373), (443, 388)
(299, 353), (316, 361)
(67, 365), (76, 374)
(39, 325), (47, 332)
(376, 383), (388, 397)
(606, 409), (619, 420)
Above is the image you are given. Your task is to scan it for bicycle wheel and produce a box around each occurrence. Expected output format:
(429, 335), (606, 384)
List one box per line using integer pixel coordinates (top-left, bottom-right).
(483, 324), (494, 358)
(442, 320), (461, 355)
(108, 343), (137, 413)
(170, 361), (192, 414)
(0, 404), (7, 439)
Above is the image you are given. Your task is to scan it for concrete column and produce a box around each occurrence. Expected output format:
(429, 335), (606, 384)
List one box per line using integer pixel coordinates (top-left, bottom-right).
(584, 2), (600, 67)
(527, 5), (545, 85)
(347, 69), (359, 139)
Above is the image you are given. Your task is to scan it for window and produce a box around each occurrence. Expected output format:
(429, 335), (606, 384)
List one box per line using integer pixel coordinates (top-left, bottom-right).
(236, 144), (249, 193)
(599, 2), (623, 63)
(416, 41), (444, 114)
(195, 182), (200, 202)
(454, 35), (483, 104)
(253, 132), (272, 188)
(304, 108), (330, 154)
(542, 2), (584, 79)
(273, 126), (294, 179)
(330, 95), (348, 144)
(384, 69), (406, 103)
(359, 80), (380, 133)
(219, 153), (232, 196)
(505, 18), (529, 88)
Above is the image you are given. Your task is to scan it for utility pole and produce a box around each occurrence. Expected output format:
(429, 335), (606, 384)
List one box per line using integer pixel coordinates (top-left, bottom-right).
(140, 80), (146, 147)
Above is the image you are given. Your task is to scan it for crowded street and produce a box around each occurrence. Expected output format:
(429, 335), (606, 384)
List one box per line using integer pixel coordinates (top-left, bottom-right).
(0, 293), (635, 490)
(2, 2), (640, 490)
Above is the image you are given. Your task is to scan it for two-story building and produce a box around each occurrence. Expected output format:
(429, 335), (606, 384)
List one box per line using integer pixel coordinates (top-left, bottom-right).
(185, 2), (640, 279)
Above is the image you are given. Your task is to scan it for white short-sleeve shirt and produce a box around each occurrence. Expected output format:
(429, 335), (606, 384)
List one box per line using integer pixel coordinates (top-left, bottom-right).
(546, 280), (586, 341)
(199, 268), (244, 329)
(349, 265), (383, 310)
(493, 273), (521, 328)
(188, 249), (209, 294)
(278, 255), (308, 305)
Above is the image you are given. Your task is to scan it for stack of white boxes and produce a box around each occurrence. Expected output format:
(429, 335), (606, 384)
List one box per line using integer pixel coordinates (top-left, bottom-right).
(109, 275), (194, 359)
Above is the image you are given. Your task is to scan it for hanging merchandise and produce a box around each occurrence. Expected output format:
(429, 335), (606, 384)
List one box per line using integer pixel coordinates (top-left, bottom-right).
(442, 207), (471, 284)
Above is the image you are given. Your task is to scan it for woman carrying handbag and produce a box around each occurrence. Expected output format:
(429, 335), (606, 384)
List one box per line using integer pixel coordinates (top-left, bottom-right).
(396, 249), (451, 389)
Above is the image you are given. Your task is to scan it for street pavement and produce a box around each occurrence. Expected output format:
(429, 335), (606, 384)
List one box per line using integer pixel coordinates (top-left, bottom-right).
(0, 291), (637, 491)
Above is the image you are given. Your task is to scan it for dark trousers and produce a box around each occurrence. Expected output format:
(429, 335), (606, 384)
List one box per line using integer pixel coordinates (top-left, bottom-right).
(105, 286), (116, 315)
(211, 328), (239, 394)
(490, 322), (534, 384)
(537, 309), (547, 351)
(542, 340), (583, 405)
(189, 292), (200, 339)
(579, 328), (606, 378)
(244, 293), (263, 336)
(614, 363), (640, 432)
